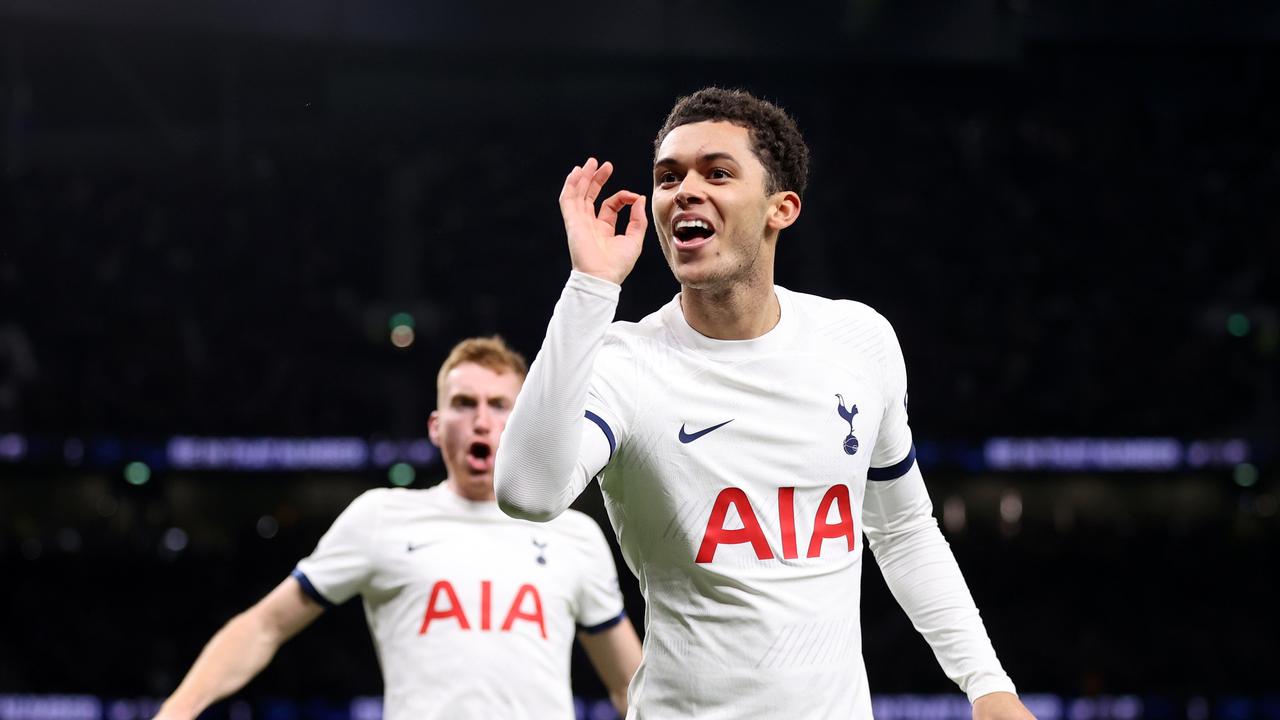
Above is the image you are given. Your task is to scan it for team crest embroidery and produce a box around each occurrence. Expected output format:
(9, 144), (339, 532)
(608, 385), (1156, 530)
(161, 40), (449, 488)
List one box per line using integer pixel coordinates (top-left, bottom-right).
(532, 538), (548, 565)
(835, 394), (859, 455)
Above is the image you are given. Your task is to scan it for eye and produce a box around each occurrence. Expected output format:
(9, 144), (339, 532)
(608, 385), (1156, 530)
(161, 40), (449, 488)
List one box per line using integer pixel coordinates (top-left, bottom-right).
(656, 171), (679, 186)
(709, 167), (732, 180)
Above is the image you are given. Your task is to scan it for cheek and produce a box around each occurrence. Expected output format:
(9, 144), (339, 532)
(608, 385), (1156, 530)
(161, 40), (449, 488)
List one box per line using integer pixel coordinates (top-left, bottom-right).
(655, 225), (672, 248)
(652, 196), (672, 225)
(442, 422), (469, 449)
(492, 415), (510, 439)
(728, 201), (766, 236)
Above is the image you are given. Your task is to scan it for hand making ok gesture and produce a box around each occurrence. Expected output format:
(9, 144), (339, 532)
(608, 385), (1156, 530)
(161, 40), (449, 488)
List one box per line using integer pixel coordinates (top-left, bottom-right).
(558, 158), (648, 286)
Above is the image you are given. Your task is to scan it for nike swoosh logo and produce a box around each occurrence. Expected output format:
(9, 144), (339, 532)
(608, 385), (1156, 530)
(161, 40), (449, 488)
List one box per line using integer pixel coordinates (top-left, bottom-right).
(406, 541), (433, 553)
(678, 419), (734, 444)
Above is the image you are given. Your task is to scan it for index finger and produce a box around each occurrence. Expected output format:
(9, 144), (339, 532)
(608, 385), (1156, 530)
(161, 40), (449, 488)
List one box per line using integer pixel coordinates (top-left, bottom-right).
(584, 160), (614, 206)
(597, 189), (641, 230)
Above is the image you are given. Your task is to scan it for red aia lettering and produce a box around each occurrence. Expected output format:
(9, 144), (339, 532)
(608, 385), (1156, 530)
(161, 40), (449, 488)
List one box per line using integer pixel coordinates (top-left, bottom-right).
(419, 580), (470, 634)
(480, 579), (492, 631)
(695, 485), (856, 563)
(807, 484), (855, 558)
(695, 487), (774, 563)
(501, 583), (548, 639)
(418, 580), (546, 639)
(778, 486), (798, 559)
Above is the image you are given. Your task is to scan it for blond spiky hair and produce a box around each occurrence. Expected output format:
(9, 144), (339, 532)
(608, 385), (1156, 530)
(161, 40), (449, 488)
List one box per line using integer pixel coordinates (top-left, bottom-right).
(435, 335), (528, 405)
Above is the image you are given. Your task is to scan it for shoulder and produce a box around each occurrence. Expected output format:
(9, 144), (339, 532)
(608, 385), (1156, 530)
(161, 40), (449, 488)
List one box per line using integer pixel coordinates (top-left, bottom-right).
(783, 286), (888, 326)
(780, 287), (896, 342)
(604, 308), (668, 346)
(597, 305), (675, 370)
(310, 488), (394, 554)
(349, 485), (439, 507)
(320, 488), (391, 537)
(781, 288), (905, 382)
(336, 486), (439, 525)
(343, 487), (393, 514)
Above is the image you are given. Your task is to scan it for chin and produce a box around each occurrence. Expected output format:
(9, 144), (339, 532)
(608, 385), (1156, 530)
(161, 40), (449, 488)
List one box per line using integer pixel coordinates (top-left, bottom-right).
(675, 266), (732, 292)
(670, 257), (710, 283)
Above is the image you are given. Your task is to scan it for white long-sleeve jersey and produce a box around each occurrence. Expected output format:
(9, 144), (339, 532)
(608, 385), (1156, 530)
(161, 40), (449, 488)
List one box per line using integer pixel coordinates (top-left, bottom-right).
(495, 271), (1016, 719)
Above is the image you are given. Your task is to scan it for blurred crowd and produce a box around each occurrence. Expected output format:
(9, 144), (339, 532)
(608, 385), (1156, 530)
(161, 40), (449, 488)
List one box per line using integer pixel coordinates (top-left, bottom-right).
(2, 47), (1275, 441)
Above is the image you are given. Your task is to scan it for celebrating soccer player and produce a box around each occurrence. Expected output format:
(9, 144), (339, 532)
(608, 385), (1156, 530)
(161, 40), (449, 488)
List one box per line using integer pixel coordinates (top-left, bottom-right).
(155, 337), (641, 720)
(495, 88), (1035, 719)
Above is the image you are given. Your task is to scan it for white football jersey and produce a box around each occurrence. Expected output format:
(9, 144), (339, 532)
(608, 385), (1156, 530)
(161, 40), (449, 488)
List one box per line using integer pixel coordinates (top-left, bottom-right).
(495, 272), (1016, 720)
(293, 483), (625, 720)
(585, 284), (910, 718)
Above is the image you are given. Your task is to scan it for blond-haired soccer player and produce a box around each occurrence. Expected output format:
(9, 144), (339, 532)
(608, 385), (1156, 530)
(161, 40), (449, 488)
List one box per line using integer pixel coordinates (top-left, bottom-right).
(495, 89), (1035, 719)
(156, 336), (641, 720)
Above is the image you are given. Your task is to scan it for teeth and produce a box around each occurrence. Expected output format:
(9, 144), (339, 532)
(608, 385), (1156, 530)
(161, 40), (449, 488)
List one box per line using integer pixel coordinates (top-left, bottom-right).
(675, 219), (711, 232)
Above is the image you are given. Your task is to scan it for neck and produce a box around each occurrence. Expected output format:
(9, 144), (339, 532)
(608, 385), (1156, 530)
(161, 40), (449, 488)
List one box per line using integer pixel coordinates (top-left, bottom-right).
(680, 268), (779, 340)
(444, 476), (495, 502)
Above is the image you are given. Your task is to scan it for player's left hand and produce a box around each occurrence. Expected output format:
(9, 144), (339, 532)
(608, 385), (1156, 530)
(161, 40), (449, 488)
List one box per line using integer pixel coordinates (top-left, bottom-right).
(973, 692), (1035, 720)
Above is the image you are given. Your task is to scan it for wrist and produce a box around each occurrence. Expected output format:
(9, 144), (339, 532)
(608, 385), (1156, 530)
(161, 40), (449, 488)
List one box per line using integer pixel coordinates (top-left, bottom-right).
(972, 691), (1033, 720)
(155, 697), (197, 720)
(568, 269), (624, 297)
(571, 266), (626, 286)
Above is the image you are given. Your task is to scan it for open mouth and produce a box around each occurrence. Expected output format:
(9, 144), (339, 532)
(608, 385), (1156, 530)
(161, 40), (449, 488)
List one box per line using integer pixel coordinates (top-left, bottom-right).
(672, 217), (716, 249)
(465, 441), (494, 472)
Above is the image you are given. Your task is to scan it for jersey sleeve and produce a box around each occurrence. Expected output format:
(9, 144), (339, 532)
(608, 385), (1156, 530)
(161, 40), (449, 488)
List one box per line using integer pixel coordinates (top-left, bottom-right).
(495, 271), (623, 521)
(869, 312), (916, 477)
(862, 465), (1017, 701)
(581, 331), (638, 465)
(292, 489), (384, 607)
(860, 312), (1016, 701)
(572, 516), (627, 632)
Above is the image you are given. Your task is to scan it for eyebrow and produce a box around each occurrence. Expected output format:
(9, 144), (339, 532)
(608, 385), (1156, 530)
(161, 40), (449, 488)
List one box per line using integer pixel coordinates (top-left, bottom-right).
(451, 392), (512, 404)
(654, 151), (740, 169)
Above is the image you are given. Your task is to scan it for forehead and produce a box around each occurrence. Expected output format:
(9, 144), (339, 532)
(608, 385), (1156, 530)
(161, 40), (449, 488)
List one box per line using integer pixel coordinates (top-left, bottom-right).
(440, 362), (522, 399)
(655, 121), (757, 166)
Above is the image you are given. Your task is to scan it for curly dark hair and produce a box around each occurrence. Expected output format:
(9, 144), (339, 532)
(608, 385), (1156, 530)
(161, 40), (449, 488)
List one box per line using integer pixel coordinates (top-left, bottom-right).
(654, 87), (810, 198)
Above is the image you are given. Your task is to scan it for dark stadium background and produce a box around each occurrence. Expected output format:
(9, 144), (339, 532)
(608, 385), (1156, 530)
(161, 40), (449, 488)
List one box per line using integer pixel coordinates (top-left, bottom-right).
(1, 2), (1277, 719)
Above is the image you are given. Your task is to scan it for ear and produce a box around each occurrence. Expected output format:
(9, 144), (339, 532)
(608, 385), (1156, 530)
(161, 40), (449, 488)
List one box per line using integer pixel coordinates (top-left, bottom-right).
(766, 190), (801, 232)
(427, 410), (441, 447)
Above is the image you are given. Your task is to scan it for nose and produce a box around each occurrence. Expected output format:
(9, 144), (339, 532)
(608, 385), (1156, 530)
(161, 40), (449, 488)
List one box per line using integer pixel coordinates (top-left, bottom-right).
(474, 404), (492, 434)
(675, 176), (706, 209)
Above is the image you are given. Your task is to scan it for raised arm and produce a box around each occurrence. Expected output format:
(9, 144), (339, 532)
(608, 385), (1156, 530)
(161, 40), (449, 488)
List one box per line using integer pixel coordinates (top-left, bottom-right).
(558, 157), (647, 287)
(154, 577), (323, 720)
(494, 159), (647, 521)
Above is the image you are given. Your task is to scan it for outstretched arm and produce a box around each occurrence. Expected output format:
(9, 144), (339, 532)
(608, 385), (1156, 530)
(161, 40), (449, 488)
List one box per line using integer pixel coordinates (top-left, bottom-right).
(495, 159), (646, 521)
(154, 577), (323, 720)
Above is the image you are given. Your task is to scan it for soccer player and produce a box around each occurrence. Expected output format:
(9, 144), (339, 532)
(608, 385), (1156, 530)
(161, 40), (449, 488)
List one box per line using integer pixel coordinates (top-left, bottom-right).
(155, 337), (641, 720)
(494, 88), (1035, 719)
